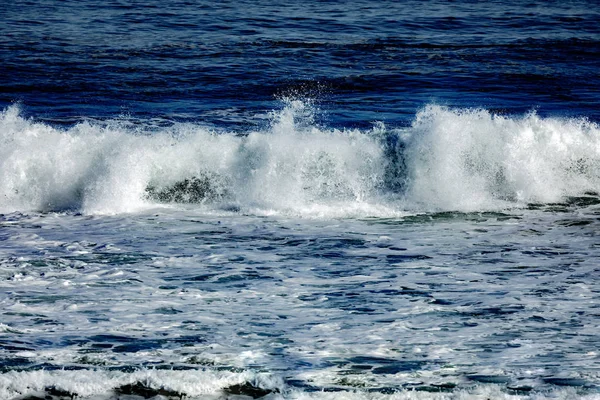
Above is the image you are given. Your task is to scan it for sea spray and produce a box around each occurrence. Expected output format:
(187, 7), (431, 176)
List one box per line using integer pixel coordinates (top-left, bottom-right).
(402, 105), (600, 211)
(0, 102), (388, 216)
(1, 103), (599, 216)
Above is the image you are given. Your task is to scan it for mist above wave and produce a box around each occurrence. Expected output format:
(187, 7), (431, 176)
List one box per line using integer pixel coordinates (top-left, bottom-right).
(1, 102), (599, 216)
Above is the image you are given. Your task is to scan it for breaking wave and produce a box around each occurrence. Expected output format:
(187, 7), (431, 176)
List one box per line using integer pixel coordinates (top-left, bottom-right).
(1, 102), (599, 216)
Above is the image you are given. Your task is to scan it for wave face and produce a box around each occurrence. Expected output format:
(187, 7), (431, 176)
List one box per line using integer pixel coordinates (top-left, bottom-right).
(1, 103), (599, 216)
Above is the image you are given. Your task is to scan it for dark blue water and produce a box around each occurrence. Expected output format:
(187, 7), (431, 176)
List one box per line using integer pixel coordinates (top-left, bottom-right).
(1, 0), (599, 129)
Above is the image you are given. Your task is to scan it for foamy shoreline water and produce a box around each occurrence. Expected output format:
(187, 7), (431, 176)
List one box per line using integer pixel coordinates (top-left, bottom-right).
(2, 205), (599, 399)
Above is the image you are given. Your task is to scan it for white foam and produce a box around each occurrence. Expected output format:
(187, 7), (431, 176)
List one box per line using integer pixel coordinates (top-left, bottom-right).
(0, 368), (278, 399)
(1, 103), (599, 216)
(404, 105), (600, 211)
(1, 369), (598, 400)
(285, 387), (600, 400)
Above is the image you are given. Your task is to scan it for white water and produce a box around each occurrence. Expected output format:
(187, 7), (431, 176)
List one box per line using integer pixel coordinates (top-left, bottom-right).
(0, 369), (277, 399)
(1, 103), (599, 217)
(2, 369), (599, 400)
(0, 102), (600, 400)
(405, 106), (600, 210)
(1, 206), (599, 399)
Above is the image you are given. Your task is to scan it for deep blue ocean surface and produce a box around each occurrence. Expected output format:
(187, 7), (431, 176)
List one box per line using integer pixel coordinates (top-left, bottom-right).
(1, 1), (600, 399)
(2, 0), (599, 127)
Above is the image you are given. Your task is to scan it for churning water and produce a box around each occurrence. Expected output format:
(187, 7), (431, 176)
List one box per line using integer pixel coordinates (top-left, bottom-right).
(1, 1), (599, 399)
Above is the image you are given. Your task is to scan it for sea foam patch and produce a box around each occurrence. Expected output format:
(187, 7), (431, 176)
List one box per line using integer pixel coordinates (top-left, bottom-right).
(0, 368), (279, 399)
(1, 368), (599, 399)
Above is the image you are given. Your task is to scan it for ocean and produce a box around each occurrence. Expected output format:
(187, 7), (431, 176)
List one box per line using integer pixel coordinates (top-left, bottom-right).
(1, 1), (599, 399)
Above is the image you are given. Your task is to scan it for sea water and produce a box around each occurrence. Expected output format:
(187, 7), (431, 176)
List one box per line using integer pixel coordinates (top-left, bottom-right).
(1, 1), (599, 399)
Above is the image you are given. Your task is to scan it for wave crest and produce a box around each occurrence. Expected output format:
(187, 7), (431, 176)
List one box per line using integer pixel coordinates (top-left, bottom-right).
(1, 103), (599, 216)
(404, 105), (600, 210)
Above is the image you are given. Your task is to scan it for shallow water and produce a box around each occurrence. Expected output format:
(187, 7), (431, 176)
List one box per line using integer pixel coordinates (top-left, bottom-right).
(1, 205), (600, 399)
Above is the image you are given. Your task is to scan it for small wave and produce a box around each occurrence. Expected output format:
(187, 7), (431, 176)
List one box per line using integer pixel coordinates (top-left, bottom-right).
(1, 102), (599, 216)
(2, 368), (599, 400)
(0, 368), (279, 400)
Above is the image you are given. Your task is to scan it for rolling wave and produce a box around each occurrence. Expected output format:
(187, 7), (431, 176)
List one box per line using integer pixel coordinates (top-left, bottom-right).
(1, 102), (599, 216)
